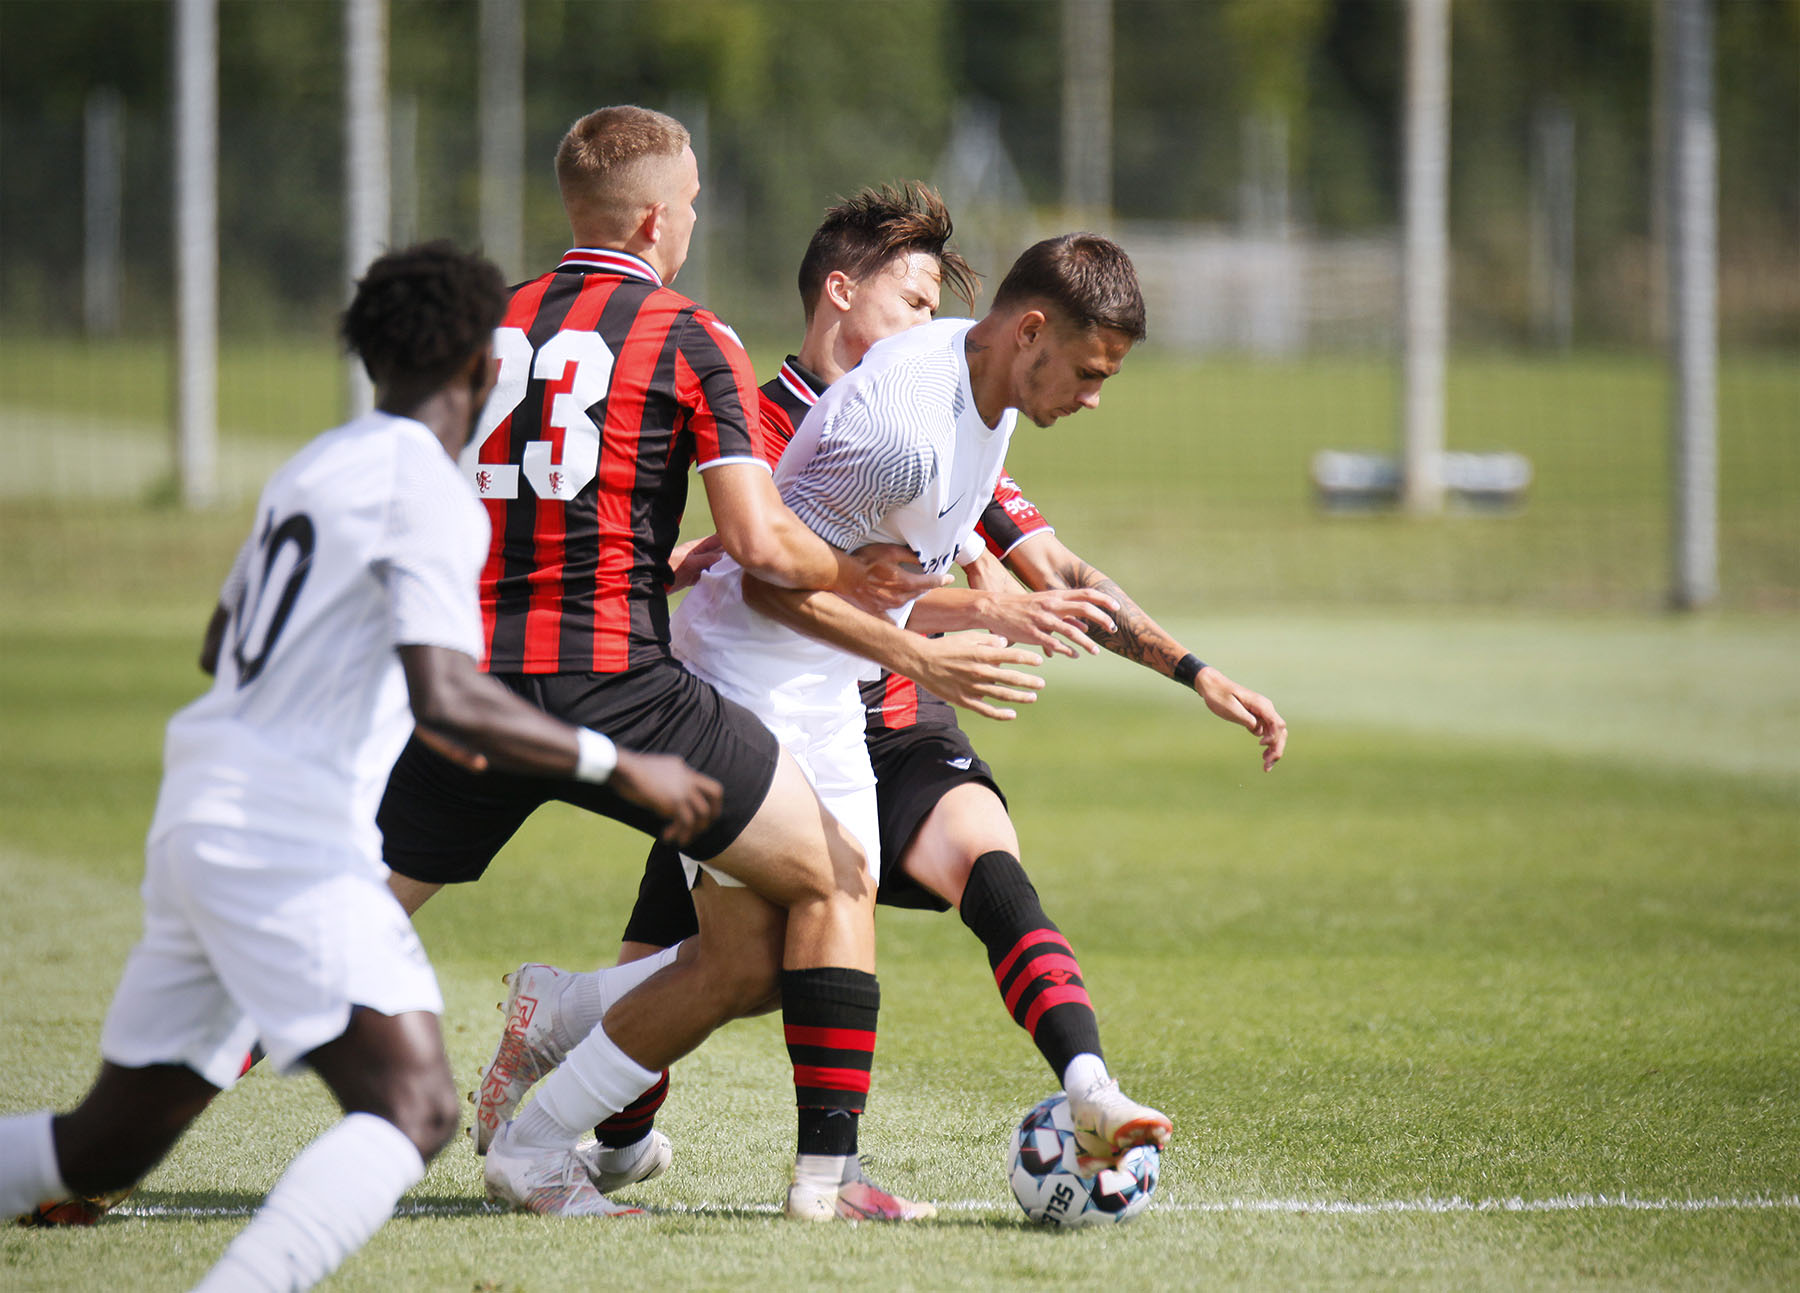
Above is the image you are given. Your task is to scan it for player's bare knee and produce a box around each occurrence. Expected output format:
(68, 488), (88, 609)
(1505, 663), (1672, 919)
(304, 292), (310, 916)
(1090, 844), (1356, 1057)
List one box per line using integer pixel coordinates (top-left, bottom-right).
(375, 1071), (461, 1160)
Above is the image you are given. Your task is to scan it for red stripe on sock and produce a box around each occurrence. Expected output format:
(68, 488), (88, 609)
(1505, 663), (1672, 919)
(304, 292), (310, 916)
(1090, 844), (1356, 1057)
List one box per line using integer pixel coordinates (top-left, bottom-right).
(792, 1064), (873, 1095)
(784, 1024), (877, 1053)
(992, 928), (1073, 985)
(1021, 984), (1094, 1035)
(1001, 952), (1085, 1014)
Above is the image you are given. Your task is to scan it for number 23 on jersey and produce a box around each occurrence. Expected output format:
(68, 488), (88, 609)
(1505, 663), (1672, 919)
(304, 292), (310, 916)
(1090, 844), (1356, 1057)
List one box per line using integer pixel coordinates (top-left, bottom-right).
(461, 325), (616, 501)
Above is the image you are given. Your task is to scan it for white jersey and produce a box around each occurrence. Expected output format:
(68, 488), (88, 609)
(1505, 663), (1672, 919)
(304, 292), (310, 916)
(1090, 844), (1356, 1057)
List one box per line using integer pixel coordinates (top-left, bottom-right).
(672, 318), (1015, 703)
(149, 411), (489, 859)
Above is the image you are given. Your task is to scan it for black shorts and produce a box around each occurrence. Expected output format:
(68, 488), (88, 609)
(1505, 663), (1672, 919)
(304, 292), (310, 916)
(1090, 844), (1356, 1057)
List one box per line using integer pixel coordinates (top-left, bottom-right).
(866, 722), (1004, 912)
(379, 659), (779, 886)
(616, 718), (1006, 946)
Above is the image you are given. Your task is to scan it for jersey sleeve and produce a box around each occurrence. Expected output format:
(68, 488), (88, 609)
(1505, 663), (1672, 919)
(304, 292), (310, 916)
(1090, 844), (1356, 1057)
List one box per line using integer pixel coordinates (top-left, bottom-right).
(758, 397), (799, 467)
(675, 311), (769, 471)
(374, 441), (487, 658)
(781, 396), (934, 552)
(976, 471), (1054, 558)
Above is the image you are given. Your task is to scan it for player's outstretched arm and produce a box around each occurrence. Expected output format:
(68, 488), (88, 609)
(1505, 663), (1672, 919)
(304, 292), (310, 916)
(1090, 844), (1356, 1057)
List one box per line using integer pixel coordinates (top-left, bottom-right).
(702, 462), (946, 611)
(999, 533), (1288, 770)
(398, 645), (723, 844)
(739, 575), (1046, 721)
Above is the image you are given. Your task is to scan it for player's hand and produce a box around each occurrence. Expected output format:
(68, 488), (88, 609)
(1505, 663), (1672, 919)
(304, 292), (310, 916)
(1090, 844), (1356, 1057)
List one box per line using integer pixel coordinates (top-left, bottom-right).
(413, 723), (489, 773)
(911, 632), (1045, 722)
(608, 750), (725, 848)
(976, 588), (1118, 658)
(1194, 668), (1288, 770)
(666, 534), (726, 591)
(839, 541), (950, 613)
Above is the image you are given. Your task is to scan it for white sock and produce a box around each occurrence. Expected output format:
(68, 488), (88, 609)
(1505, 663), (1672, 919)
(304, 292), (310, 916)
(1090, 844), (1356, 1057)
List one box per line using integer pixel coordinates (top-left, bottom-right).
(1062, 1053), (1110, 1100)
(191, 1113), (423, 1293)
(0, 1111), (67, 1216)
(511, 1024), (659, 1153)
(793, 1152), (849, 1191)
(553, 945), (682, 1054)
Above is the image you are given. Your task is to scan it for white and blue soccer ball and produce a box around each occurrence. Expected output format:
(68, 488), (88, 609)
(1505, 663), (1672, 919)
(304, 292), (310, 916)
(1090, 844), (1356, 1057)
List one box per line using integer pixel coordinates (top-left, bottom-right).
(1006, 1092), (1160, 1227)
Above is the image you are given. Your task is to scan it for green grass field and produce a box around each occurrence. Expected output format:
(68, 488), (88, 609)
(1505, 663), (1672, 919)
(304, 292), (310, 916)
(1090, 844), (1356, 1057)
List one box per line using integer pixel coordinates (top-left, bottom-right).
(2, 486), (1798, 1286)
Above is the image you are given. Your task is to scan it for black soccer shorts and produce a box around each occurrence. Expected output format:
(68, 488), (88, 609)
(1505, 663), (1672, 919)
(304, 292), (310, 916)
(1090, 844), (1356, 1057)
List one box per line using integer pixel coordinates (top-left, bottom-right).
(379, 658), (778, 886)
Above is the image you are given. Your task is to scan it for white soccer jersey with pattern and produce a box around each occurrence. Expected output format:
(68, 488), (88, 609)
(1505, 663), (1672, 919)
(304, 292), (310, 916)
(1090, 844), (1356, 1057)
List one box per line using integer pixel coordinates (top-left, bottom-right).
(149, 411), (489, 861)
(669, 319), (1015, 833)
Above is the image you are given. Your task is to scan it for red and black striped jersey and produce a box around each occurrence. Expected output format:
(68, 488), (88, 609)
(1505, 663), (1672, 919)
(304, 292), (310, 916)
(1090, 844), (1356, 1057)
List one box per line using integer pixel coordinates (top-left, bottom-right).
(466, 248), (767, 674)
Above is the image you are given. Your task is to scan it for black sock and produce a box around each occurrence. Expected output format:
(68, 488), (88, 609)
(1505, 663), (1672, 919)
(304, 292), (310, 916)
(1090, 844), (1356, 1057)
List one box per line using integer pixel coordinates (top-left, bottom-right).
(959, 850), (1103, 1079)
(594, 1069), (668, 1148)
(782, 967), (879, 1158)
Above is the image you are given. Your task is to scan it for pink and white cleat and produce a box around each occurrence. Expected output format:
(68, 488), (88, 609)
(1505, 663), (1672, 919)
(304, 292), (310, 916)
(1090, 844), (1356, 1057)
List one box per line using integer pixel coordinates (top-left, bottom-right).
(470, 963), (573, 1155)
(483, 1122), (645, 1218)
(784, 1157), (936, 1222)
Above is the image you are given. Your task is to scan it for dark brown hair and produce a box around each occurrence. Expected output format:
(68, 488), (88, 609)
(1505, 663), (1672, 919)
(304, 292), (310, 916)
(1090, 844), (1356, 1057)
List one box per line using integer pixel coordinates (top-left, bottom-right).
(991, 234), (1146, 341)
(797, 182), (979, 319)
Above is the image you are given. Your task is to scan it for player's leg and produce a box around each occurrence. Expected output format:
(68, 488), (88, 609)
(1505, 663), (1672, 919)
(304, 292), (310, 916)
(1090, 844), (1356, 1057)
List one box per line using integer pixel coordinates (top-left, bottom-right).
(188, 838), (466, 1287)
(483, 875), (783, 1213)
(387, 873), (442, 916)
(0, 1061), (217, 1219)
(892, 752), (1171, 1164)
(194, 1009), (466, 1289)
(6, 826), (263, 1220)
(585, 842), (699, 1181)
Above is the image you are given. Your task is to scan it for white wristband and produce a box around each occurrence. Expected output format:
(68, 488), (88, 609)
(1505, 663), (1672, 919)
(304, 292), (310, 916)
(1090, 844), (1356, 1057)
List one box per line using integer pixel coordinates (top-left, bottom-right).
(574, 728), (617, 784)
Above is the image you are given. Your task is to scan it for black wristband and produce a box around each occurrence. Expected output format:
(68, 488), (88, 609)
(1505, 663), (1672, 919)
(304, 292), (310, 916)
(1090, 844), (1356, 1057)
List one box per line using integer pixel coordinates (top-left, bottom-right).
(1172, 653), (1206, 687)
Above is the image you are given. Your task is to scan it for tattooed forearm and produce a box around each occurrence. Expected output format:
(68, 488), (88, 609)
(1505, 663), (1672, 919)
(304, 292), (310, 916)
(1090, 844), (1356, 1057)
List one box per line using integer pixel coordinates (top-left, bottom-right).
(1051, 554), (1188, 677)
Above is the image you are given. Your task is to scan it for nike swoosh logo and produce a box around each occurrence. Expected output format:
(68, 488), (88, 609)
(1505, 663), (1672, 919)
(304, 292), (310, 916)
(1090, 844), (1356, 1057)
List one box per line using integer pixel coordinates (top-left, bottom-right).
(945, 756), (973, 770)
(938, 495), (965, 518)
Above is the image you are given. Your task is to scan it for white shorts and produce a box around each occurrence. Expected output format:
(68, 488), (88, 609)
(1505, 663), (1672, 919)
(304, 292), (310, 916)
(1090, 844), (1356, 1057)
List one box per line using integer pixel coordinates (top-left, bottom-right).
(99, 823), (443, 1090)
(675, 658), (880, 893)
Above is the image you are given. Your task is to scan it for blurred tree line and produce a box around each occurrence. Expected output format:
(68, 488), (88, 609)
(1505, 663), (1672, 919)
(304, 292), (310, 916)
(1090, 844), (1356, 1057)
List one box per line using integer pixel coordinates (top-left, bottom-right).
(1, 0), (1794, 343)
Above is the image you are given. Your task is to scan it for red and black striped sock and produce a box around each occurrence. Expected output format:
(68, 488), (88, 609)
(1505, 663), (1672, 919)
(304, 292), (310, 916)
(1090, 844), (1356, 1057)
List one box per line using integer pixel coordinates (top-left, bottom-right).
(593, 1069), (668, 1149)
(959, 850), (1103, 1079)
(782, 967), (879, 1158)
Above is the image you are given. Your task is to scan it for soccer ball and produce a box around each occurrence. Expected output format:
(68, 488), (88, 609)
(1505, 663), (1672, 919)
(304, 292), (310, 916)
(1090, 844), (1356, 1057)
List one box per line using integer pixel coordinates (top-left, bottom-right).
(1006, 1093), (1159, 1227)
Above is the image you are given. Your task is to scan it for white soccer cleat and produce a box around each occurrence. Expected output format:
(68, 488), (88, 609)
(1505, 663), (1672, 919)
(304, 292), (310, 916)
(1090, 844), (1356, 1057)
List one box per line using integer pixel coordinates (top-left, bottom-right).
(469, 963), (575, 1156)
(483, 1122), (645, 1218)
(1067, 1077), (1172, 1171)
(783, 1157), (937, 1223)
(575, 1130), (672, 1194)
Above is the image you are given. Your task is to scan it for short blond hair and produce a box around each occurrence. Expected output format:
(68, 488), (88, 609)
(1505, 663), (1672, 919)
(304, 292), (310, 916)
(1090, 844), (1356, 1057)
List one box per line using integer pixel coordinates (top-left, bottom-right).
(555, 106), (691, 243)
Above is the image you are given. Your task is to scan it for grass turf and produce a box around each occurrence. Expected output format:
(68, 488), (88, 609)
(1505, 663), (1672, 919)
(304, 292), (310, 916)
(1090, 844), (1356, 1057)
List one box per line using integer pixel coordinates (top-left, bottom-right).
(1, 337), (1795, 1283)
(1, 558), (1796, 1286)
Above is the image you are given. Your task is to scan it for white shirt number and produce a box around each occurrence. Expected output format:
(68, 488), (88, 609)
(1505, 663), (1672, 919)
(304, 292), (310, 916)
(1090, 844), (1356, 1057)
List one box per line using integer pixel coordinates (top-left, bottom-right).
(462, 325), (616, 501)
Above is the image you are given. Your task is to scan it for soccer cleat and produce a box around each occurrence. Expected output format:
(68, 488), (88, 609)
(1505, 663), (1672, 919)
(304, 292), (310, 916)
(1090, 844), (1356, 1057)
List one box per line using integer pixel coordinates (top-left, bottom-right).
(17, 1187), (133, 1228)
(783, 1157), (937, 1222)
(575, 1130), (672, 1194)
(470, 963), (574, 1155)
(1067, 1077), (1172, 1171)
(483, 1122), (645, 1218)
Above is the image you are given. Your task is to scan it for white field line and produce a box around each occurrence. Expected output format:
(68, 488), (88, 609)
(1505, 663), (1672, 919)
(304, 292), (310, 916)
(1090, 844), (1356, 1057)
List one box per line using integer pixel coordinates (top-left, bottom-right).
(112, 1194), (1800, 1221)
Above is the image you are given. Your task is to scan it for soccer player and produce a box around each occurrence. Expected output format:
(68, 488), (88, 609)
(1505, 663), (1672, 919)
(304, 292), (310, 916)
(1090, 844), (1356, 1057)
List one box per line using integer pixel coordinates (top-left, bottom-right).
(0, 243), (723, 1287)
(509, 228), (1165, 1214)
(375, 108), (1036, 1221)
(535, 194), (1286, 1191)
